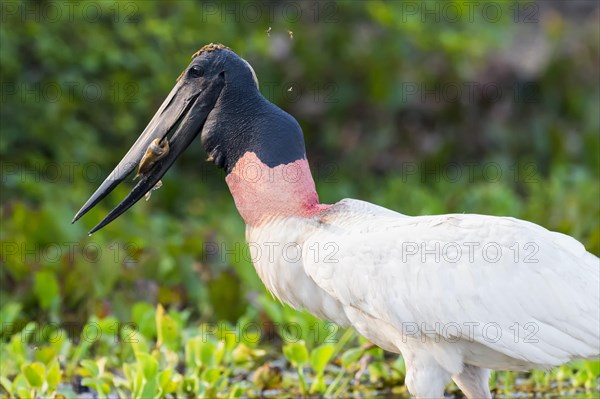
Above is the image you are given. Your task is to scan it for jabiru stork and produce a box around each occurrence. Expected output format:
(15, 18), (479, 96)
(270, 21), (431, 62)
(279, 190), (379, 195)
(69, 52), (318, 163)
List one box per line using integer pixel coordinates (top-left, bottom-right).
(73, 44), (600, 399)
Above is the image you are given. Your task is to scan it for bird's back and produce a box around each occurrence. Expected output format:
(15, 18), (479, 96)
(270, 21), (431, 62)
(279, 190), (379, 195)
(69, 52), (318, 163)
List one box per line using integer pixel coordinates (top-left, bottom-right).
(296, 199), (600, 371)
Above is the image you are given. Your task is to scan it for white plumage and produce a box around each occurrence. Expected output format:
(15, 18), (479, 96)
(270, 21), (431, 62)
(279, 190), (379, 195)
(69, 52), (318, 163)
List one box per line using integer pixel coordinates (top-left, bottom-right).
(248, 198), (600, 398)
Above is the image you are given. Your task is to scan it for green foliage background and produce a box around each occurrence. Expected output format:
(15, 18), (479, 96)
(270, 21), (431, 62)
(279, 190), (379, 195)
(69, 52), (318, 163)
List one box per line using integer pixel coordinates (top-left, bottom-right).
(1, 0), (599, 397)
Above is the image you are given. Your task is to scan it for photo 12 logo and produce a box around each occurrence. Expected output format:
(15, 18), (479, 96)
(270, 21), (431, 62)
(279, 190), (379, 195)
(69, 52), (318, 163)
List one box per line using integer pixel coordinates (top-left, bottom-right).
(398, 2), (539, 23)
(1, 321), (140, 345)
(400, 241), (540, 264)
(401, 321), (540, 344)
(0, 1), (140, 24)
(1, 241), (138, 264)
(199, 1), (339, 23)
(1, 81), (139, 104)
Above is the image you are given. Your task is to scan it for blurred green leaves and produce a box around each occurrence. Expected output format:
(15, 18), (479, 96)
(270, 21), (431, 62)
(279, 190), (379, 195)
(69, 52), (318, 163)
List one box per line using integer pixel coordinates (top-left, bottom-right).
(2, 0), (598, 325)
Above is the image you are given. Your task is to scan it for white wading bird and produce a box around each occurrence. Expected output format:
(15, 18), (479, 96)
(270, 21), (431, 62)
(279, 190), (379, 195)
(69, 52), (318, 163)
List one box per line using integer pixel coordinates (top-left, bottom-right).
(73, 44), (600, 399)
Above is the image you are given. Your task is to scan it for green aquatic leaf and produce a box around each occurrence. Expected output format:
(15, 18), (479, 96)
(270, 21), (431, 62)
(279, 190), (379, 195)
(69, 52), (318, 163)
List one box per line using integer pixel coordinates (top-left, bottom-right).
(22, 362), (45, 388)
(46, 360), (61, 390)
(283, 340), (309, 368)
(310, 344), (335, 375)
(136, 353), (158, 379)
(156, 304), (180, 350)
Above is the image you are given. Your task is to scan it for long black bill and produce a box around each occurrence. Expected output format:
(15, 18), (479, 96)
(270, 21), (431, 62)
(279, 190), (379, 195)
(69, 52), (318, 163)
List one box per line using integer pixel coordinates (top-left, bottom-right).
(72, 77), (224, 235)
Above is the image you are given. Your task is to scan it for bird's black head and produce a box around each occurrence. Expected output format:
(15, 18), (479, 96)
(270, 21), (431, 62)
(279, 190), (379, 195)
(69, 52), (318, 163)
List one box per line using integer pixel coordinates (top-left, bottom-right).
(72, 44), (306, 234)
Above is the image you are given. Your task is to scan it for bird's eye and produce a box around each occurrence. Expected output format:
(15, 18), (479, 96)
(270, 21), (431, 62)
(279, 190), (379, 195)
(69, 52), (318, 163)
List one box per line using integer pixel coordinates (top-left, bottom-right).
(189, 65), (204, 78)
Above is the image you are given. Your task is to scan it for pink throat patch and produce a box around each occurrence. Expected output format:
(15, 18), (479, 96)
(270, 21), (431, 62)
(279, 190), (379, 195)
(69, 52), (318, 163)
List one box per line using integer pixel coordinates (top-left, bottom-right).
(225, 152), (330, 226)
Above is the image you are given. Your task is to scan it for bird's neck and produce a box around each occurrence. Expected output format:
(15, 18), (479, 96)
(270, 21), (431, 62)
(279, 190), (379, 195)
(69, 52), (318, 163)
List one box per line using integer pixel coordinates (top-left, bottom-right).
(225, 151), (329, 226)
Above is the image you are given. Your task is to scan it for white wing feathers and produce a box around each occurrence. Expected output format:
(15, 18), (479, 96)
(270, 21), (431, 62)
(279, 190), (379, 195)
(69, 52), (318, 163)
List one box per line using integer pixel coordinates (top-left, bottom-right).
(302, 199), (600, 368)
